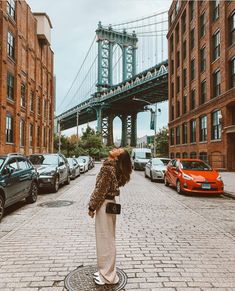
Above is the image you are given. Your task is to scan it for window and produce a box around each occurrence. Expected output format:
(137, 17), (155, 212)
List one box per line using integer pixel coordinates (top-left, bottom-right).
(37, 126), (40, 147)
(176, 126), (180, 145)
(6, 114), (13, 143)
(200, 80), (206, 104)
(21, 83), (26, 107)
(29, 124), (33, 147)
(211, 110), (221, 140)
(230, 58), (235, 88)
(170, 35), (174, 52)
(183, 41), (187, 60)
(43, 127), (47, 147)
(190, 119), (196, 143)
(176, 152), (181, 158)
(18, 159), (29, 171)
(213, 70), (221, 97)
(213, 30), (220, 60)
(176, 51), (180, 67)
(199, 152), (208, 163)
(7, 31), (15, 59)
(200, 46), (206, 72)
(182, 123), (187, 144)
(200, 12), (206, 37)
(176, 76), (180, 93)
(182, 11), (186, 33)
(183, 95), (187, 114)
(191, 59), (195, 81)
(190, 29), (195, 50)
(190, 1), (195, 21)
(44, 100), (47, 119)
(200, 115), (207, 141)
(20, 119), (25, 147)
(176, 25), (179, 43)
(183, 68), (187, 87)
(171, 60), (174, 75)
(38, 97), (41, 115)
(7, 72), (14, 100)
(182, 152), (188, 158)
(212, 0), (219, 21)
(190, 152), (197, 159)
(7, 0), (15, 19)
(190, 89), (196, 110)
(170, 153), (175, 159)
(177, 100), (180, 117)
(171, 82), (174, 99)
(229, 11), (235, 45)
(30, 91), (34, 112)
(171, 105), (175, 121)
(170, 128), (175, 145)
(176, 0), (180, 13)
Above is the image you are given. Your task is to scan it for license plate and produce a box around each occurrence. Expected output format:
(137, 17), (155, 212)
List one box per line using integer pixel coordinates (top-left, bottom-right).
(202, 183), (211, 189)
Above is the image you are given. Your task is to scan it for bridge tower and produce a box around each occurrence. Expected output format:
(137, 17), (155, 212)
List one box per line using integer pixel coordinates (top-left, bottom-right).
(95, 22), (138, 147)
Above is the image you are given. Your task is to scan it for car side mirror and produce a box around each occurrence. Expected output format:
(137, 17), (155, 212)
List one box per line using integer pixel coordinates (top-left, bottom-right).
(59, 161), (64, 166)
(73, 163), (77, 166)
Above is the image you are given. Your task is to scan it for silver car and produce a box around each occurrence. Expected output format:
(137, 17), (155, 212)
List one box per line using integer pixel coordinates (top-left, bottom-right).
(145, 158), (170, 182)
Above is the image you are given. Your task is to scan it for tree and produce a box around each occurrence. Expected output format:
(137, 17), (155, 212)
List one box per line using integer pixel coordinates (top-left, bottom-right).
(155, 127), (169, 157)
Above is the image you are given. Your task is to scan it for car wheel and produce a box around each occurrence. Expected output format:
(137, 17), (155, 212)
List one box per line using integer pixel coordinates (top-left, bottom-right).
(65, 174), (70, 185)
(52, 176), (59, 193)
(176, 180), (182, 194)
(0, 194), (5, 222)
(164, 176), (169, 187)
(26, 181), (38, 204)
(150, 172), (155, 182)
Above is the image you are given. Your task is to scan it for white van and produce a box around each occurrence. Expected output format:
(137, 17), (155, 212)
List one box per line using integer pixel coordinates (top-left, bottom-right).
(131, 148), (152, 170)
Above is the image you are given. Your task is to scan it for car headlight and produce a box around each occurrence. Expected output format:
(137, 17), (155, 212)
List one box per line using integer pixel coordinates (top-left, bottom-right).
(182, 173), (193, 180)
(216, 175), (223, 181)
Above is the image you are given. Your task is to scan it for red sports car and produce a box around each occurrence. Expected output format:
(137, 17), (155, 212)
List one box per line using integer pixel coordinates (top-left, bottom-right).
(164, 159), (224, 195)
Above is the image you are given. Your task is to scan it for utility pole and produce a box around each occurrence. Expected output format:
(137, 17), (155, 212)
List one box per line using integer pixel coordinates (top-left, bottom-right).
(58, 119), (61, 154)
(154, 103), (157, 158)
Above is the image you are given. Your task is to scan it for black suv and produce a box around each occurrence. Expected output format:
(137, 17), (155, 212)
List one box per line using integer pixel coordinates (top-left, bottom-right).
(29, 153), (70, 193)
(0, 153), (38, 222)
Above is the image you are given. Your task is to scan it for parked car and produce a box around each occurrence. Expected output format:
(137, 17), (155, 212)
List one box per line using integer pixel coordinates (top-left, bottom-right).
(0, 153), (38, 222)
(77, 156), (89, 173)
(131, 148), (152, 170)
(145, 158), (171, 182)
(67, 158), (80, 179)
(87, 156), (94, 169)
(164, 158), (224, 195)
(29, 153), (70, 192)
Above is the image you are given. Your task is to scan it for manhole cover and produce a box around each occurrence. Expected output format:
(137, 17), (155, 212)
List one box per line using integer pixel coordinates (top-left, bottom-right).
(65, 265), (127, 291)
(39, 200), (74, 208)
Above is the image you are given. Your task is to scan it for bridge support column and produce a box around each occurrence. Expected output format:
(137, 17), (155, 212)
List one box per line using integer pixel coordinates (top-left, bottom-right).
(96, 106), (102, 133)
(102, 114), (114, 146)
(131, 113), (137, 147)
(121, 114), (127, 147)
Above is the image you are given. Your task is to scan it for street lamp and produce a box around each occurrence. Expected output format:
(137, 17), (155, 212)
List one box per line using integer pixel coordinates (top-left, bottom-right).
(133, 97), (161, 157)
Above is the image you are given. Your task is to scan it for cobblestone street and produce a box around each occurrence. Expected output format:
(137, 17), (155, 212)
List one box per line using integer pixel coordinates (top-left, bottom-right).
(0, 164), (235, 291)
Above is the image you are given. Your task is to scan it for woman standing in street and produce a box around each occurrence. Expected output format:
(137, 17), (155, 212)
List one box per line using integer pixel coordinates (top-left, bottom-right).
(88, 148), (132, 285)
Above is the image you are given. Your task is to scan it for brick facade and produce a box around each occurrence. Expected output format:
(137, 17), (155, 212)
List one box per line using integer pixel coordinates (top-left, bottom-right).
(167, 0), (235, 170)
(0, 0), (54, 156)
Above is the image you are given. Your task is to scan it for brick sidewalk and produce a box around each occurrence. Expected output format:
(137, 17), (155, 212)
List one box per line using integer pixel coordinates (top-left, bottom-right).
(0, 166), (234, 290)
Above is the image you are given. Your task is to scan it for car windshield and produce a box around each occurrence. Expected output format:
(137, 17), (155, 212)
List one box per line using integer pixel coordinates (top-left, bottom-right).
(0, 158), (5, 169)
(77, 158), (86, 163)
(29, 155), (58, 165)
(68, 159), (75, 166)
(79, 156), (88, 161)
(181, 161), (212, 171)
(152, 159), (170, 166)
(135, 152), (151, 159)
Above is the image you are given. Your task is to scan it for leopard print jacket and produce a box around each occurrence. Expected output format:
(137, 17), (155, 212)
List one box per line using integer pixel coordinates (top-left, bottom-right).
(88, 159), (120, 212)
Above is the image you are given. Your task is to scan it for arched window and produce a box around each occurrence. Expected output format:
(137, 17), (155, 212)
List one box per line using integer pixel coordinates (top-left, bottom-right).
(182, 152), (188, 158)
(199, 152), (208, 163)
(190, 152), (197, 159)
(176, 152), (181, 158)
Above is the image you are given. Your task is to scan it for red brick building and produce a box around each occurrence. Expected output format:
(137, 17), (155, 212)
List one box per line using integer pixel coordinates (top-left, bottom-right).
(167, 0), (235, 170)
(0, 0), (54, 156)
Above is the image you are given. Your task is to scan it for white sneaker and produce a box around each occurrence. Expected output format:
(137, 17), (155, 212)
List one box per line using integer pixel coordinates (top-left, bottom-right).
(94, 274), (105, 285)
(93, 271), (99, 277)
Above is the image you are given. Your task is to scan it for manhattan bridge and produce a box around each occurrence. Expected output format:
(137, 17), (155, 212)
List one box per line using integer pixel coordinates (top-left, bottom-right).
(56, 11), (169, 147)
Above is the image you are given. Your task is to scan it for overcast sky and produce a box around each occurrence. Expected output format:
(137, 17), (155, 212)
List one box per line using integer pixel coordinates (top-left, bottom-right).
(27, 0), (172, 140)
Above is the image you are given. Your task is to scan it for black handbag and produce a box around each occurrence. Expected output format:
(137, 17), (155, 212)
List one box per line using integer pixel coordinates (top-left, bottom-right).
(106, 202), (121, 215)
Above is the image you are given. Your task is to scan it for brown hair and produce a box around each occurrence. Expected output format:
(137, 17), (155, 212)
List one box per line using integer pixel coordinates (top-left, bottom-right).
(116, 150), (132, 186)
